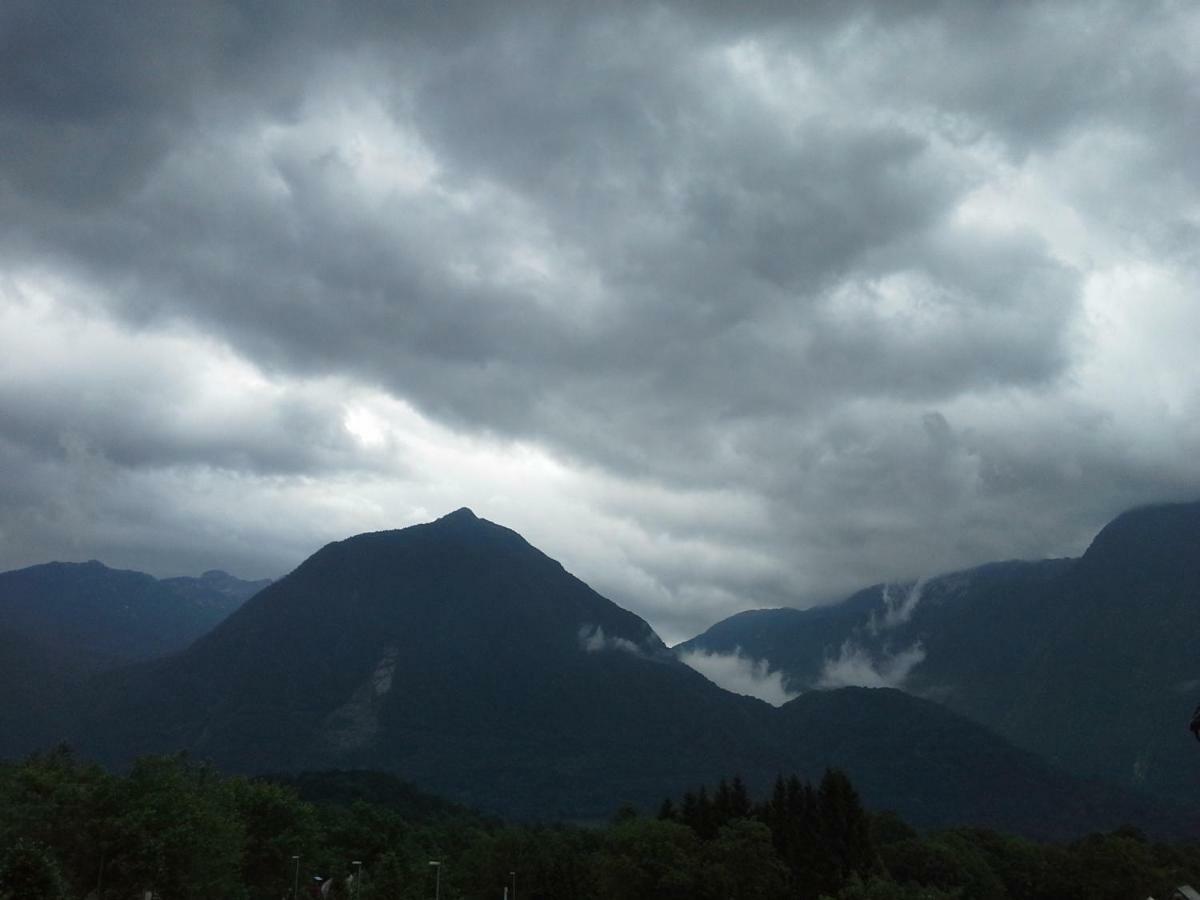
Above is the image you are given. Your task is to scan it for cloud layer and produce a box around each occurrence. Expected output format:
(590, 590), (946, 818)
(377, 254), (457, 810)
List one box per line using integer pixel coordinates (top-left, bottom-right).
(678, 648), (798, 707)
(817, 640), (927, 691)
(2, 2), (1199, 641)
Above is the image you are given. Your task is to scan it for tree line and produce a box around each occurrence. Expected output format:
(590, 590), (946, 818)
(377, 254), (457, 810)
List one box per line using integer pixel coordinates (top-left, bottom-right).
(4, 747), (1200, 899)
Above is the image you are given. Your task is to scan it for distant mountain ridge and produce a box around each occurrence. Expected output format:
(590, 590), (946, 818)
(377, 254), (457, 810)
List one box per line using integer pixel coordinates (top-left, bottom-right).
(676, 558), (1073, 716)
(0, 559), (269, 668)
(680, 500), (1200, 803)
(0, 559), (269, 759)
(161, 568), (274, 614)
(67, 509), (1190, 837)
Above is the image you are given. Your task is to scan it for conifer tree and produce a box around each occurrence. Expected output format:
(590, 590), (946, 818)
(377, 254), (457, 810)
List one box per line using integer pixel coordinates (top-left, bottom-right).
(817, 769), (875, 883)
(695, 785), (717, 840)
(715, 778), (734, 826)
(730, 775), (752, 819)
(680, 791), (699, 833)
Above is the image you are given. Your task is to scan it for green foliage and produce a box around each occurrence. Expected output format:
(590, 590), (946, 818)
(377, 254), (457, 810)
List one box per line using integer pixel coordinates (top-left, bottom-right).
(593, 818), (705, 900)
(362, 850), (411, 900)
(705, 819), (789, 900)
(818, 768), (877, 883)
(825, 874), (962, 900)
(0, 745), (113, 899)
(880, 834), (1004, 900)
(4, 754), (1200, 900)
(230, 778), (322, 899)
(0, 839), (69, 900)
(102, 755), (246, 900)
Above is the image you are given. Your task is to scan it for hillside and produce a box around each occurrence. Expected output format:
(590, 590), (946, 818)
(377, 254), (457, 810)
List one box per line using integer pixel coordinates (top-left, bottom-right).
(0, 560), (269, 760)
(679, 500), (1200, 802)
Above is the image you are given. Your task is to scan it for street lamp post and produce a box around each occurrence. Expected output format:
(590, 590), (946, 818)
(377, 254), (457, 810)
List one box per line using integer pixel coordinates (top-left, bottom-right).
(352, 860), (362, 900)
(429, 860), (442, 900)
(291, 855), (301, 900)
(510, 870), (517, 900)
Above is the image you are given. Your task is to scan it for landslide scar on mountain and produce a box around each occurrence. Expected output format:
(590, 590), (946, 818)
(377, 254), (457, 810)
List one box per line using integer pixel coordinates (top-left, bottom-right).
(319, 644), (400, 752)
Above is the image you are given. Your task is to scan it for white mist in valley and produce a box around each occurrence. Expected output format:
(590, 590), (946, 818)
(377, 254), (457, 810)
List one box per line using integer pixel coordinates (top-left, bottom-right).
(678, 647), (799, 707)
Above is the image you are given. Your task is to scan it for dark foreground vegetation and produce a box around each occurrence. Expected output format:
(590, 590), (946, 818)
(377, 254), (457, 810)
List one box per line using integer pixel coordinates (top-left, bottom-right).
(3, 748), (1200, 900)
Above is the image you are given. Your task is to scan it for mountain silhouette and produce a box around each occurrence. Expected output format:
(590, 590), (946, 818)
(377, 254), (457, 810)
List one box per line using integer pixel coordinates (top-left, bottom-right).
(680, 500), (1200, 803)
(73, 509), (1187, 835)
(0, 559), (268, 758)
(83, 510), (783, 818)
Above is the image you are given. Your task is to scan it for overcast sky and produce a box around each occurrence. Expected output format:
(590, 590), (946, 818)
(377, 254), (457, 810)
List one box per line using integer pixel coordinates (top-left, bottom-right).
(2, 1), (1198, 643)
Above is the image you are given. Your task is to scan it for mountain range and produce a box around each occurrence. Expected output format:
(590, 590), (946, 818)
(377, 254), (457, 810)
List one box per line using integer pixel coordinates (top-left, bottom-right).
(679, 500), (1200, 804)
(2, 503), (1198, 838)
(0, 561), (269, 757)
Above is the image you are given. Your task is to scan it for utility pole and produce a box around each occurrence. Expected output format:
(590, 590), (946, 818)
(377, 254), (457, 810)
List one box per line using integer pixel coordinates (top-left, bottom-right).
(429, 860), (442, 900)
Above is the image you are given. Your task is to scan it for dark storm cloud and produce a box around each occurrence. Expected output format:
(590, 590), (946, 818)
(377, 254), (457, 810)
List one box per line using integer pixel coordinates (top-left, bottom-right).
(0, 363), (365, 476)
(0, 431), (312, 581)
(1, 1), (1198, 639)
(0, 1), (307, 207)
(2, 4), (1070, 438)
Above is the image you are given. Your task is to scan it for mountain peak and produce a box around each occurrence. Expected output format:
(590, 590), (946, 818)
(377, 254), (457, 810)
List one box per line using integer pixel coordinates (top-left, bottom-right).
(1079, 499), (1200, 577)
(433, 507), (481, 527)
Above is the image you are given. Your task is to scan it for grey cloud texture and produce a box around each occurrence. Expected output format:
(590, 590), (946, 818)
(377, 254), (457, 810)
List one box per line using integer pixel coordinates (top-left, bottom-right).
(2, 2), (1199, 641)
(678, 648), (798, 707)
(817, 640), (927, 691)
(817, 579), (928, 690)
